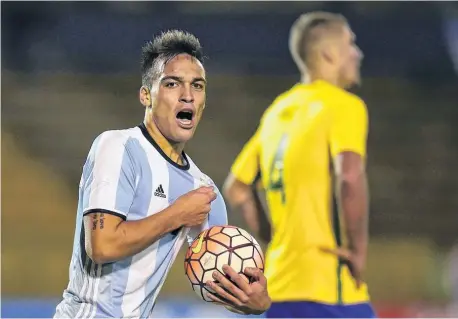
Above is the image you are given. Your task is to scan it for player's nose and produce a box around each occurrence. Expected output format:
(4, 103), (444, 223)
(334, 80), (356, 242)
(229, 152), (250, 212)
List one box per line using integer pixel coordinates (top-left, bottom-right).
(179, 85), (194, 104)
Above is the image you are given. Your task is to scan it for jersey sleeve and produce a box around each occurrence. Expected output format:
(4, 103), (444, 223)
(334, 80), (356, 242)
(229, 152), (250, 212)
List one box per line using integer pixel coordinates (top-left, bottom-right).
(230, 129), (261, 185)
(329, 98), (369, 159)
(81, 131), (136, 220)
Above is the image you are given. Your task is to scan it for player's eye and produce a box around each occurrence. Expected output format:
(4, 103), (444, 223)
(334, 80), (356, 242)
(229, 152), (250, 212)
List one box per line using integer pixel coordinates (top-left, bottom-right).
(165, 82), (178, 88)
(192, 82), (204, 90)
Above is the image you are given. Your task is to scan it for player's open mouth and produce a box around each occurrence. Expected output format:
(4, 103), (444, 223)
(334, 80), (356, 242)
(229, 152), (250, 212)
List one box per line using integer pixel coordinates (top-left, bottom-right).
(176, 108), (195, 129)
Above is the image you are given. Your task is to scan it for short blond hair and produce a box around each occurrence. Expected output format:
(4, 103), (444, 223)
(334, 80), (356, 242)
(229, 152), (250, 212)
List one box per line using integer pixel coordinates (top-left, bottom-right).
(289, 11), (347, 71)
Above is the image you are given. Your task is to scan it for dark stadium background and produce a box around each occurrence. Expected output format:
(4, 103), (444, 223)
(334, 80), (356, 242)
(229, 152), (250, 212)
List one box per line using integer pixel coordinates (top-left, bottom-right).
(2, 1), (458, 318)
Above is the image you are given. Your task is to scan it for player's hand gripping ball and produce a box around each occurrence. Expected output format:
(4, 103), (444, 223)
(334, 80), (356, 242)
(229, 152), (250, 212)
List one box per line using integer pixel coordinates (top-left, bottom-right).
(184, 225), (264, 302)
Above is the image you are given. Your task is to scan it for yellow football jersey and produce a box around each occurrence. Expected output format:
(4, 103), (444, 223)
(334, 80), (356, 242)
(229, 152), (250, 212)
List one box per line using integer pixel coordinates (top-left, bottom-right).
(230, 80), (370, 304)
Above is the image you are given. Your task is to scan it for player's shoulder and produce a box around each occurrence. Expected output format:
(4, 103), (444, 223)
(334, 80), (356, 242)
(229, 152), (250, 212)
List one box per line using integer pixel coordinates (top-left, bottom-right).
(270, 85), (303, 108)
(341, 93), (367, 118)
(324, 85), (367, 109)
(259, 85), (301, 123)
(89, 126), (142, 155)
(319, 88), (367, 122)
(342, 91), (366, 109)
(97, 127), (139, 143)
(186, 155), (215, 185)
(97, 126), (142, 144)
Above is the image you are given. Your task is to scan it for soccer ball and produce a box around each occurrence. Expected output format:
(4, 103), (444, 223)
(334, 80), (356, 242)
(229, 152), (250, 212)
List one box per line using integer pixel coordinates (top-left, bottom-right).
(184, 225), (264, 302)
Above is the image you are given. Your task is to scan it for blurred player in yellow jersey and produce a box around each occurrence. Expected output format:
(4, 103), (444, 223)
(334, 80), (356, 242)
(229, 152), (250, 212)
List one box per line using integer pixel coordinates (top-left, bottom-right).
(223, 12), (375, 318)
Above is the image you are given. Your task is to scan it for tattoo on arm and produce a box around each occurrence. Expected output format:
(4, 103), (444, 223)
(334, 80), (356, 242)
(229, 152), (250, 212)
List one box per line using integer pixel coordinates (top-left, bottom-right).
(91, 213), (105, 230)
(99, 213), (105, 229)
(92, 214), (98, 230)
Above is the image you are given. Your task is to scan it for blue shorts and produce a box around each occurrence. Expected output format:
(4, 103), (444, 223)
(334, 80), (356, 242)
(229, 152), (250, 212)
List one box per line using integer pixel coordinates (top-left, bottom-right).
(265, 301), (377, 318)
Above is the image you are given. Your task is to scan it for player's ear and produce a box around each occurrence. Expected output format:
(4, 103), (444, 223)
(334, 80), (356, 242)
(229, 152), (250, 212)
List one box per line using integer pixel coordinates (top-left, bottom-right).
(322, 41), (340, 65)
(322, 45), (334, 64)
(139, 86), (152, 108)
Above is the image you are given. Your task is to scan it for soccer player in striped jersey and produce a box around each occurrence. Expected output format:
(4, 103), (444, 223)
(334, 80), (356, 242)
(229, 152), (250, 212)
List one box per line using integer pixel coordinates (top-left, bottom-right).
(223, 12), (376, 318)
(54, 30), (270, 318)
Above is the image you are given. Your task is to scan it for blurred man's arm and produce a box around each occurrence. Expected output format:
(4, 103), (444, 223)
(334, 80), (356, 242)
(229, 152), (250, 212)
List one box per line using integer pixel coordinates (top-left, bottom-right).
(328, 98), (369, 285)
(223, 174), (270, 243)
(334, 152), (369, 266)
(223, 130), (271, 243)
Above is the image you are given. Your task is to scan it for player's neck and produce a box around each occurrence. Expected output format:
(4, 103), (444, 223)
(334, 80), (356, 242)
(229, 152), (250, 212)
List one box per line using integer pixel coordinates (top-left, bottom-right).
(302, 71), (341, 88)
(143, 119), (186, 165)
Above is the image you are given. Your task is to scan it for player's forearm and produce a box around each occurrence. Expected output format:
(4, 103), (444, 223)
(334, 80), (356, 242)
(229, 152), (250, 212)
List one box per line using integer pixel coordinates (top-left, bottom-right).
(231, 197), (270, 243)
(223, 179), (270, 243)
(112, 208), (183, 260)
(88, 207), (183, 264)
(235, 198), (261, 233)
(338, 173), (369, 257)
(224, 177), (259, 233)
(249, 187), (271, 243)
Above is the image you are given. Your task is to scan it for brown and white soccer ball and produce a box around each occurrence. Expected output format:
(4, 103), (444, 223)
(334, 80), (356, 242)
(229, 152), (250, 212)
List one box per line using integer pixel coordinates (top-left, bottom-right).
(184, 225), (264, 302)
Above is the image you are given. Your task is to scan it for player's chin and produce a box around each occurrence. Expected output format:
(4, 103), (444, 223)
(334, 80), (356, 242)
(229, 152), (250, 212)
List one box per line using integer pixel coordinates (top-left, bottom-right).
(353, 69), (362, 86)
(170, 126), (196, 143)
(346, 74), (361, 89)
(352, 77), (362, 88)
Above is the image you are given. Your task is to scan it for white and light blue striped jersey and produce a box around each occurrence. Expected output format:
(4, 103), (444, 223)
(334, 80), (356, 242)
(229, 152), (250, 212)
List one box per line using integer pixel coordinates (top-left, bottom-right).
(54, 123), (228, 318)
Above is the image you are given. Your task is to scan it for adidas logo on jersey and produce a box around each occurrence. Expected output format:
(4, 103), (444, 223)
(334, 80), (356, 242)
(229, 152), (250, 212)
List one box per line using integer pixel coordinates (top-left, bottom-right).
(154, 184), (166, 198)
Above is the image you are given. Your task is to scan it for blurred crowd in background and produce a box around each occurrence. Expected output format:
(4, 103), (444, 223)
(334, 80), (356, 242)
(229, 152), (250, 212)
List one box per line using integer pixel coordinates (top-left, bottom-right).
(2, 1), (458, 318)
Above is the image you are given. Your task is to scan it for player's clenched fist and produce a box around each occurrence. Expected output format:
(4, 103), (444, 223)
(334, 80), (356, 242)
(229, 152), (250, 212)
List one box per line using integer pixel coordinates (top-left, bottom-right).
(173, 186), (217, 227)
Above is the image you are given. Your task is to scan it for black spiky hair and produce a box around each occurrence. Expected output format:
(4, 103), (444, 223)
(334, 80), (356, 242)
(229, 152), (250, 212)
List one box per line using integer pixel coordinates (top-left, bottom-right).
(141, 30), (205, 87)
